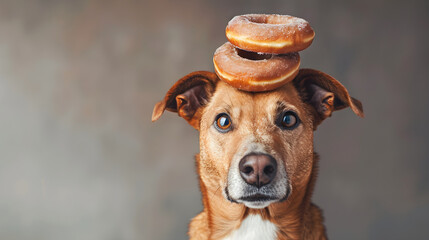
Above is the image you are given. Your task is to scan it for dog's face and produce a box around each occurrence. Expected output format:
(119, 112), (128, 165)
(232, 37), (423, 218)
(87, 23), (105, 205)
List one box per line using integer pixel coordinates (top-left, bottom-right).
(199, 81), (313, 208)
(152, 70), (363, 209)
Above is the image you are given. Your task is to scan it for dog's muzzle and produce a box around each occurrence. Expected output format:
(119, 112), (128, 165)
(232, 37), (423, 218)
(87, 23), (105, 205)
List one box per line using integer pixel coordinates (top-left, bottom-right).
(226, 152), (290, 209)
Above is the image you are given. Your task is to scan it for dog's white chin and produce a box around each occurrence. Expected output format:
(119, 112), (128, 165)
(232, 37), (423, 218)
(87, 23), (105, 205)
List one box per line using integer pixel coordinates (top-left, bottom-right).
(242, 200), (275, 209)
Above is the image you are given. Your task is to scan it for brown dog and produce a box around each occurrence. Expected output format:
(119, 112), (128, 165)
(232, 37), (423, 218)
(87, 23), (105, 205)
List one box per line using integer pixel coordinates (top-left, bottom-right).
(152, 69), (363, 240)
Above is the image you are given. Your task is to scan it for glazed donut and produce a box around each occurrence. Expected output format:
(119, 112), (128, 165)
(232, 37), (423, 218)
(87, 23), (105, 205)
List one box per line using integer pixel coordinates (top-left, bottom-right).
(213, 42), (300, 92)
(226, 14), (315, 54)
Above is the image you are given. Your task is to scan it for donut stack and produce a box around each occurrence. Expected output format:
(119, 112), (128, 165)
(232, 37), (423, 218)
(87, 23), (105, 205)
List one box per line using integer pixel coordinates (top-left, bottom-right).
(213, 14), (315, 92)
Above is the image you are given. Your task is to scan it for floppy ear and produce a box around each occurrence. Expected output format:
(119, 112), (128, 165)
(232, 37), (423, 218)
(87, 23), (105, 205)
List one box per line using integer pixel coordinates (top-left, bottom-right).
(151, 71), (219, 129)
(293, 68), (364, 127)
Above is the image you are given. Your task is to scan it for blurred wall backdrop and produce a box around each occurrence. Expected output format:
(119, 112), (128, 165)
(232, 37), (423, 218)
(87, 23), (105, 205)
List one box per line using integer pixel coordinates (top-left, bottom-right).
(0, 0), (428, 239)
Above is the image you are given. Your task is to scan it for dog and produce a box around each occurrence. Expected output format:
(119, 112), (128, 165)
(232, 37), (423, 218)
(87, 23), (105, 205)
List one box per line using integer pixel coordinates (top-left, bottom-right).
(152, 69), (363, 239)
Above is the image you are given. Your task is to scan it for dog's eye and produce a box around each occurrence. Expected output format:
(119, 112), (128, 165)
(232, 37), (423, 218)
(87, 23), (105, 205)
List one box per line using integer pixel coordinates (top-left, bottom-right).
(214, 113), (232, 133)
(277, 111), (300, 130)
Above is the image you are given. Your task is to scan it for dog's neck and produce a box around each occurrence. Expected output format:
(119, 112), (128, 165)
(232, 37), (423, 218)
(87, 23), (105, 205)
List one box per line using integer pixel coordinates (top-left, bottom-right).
(195, 153), (320, 240)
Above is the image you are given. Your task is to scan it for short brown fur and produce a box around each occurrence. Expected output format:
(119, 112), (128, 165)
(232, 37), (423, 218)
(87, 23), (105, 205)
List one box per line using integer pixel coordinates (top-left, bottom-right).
(152, 69), (363, 239)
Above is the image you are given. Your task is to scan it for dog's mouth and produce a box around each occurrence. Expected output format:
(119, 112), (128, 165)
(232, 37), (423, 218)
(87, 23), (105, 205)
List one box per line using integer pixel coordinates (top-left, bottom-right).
(225, 187), (290, 209)
(239, 194), (278, 202)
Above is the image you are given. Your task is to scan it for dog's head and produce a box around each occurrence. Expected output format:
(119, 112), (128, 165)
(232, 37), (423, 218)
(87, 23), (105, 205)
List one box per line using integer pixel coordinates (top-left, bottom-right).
(152, 69), (363, 209)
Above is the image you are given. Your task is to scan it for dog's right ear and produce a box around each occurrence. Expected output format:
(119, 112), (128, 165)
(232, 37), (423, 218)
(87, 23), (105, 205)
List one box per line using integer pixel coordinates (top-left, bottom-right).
(151, 71), (219, 130)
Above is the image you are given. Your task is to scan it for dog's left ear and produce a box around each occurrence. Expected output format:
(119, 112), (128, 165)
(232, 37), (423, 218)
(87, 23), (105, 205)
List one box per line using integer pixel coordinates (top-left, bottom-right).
(293, 69), (364, 126)
(151, 71), (219, 129)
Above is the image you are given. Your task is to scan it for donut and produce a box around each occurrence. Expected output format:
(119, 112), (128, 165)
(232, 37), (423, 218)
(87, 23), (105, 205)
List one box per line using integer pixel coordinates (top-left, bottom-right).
(213, 42), (300, 92)
(226, 14), (315, 54)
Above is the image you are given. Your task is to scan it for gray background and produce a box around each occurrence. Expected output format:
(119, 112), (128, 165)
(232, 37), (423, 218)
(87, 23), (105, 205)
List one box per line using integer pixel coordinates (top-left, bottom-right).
(0, 0), (428, 239)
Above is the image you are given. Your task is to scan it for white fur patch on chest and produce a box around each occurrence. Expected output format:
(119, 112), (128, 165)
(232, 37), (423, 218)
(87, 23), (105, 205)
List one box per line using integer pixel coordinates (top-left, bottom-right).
(222, 214), (278, 240)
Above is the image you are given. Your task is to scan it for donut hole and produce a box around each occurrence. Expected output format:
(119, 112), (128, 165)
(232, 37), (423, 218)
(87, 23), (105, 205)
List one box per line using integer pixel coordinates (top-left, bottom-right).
(248, 17), (268, 24)
(247, 15), (284, 25)
(237, 48), (272, 61)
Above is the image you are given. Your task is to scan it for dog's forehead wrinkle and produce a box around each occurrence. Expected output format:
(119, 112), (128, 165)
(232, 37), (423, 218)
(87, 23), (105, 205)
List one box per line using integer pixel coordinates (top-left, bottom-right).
(263, 84), (304, 115)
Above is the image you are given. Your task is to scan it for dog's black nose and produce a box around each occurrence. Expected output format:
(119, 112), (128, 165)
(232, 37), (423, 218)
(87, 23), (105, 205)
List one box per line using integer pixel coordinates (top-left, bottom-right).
(239, 153), (277, 188)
